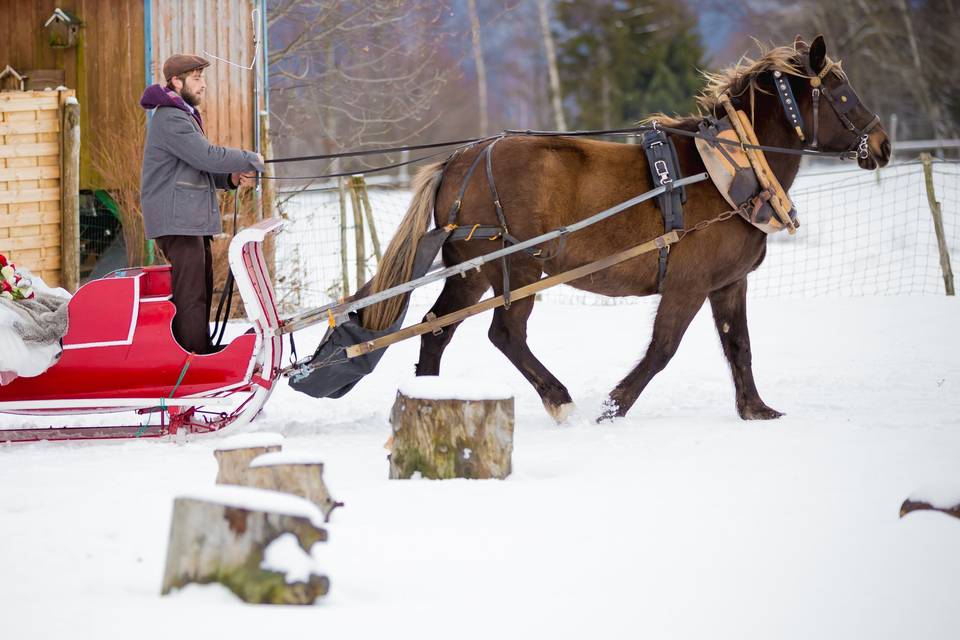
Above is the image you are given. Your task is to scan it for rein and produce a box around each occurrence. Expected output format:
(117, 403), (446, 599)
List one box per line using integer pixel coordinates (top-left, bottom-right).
(261, 123), (859, 181)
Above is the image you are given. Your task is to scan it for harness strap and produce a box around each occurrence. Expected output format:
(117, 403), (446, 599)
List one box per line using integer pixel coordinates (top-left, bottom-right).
(482, 139), (513, 309)
(641, 129), (686, 292)
(446, 141), (493, 227)
(772, 70), (805, 141)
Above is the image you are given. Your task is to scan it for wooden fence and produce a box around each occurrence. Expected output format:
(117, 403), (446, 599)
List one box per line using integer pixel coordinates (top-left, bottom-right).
(0, 90), (79, 291)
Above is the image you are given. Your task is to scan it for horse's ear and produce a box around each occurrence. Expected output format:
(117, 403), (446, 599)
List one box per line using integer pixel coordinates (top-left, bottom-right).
(794, 34), (806, 49)
(809, 35), (827, 72)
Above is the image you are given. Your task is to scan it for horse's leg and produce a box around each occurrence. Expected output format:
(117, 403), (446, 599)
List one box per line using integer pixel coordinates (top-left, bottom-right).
(600, 289), (707, 421)
(708, 278), (783, 420)
(416, 269), (489, 376)
(485, 266), (575, 423)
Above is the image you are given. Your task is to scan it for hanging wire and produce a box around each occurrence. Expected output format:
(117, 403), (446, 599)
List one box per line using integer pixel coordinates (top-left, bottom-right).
(202, 8), (261, 70)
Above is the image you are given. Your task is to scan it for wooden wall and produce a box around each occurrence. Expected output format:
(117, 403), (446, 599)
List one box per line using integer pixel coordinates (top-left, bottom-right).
(0, 0), (258, 190)
(0, 91), (74, 287)
(150, 0), (256, 152)
(0, 0), (145, 190)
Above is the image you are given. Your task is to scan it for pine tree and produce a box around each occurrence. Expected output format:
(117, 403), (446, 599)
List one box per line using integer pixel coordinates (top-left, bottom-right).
(555, 0), (706, 129)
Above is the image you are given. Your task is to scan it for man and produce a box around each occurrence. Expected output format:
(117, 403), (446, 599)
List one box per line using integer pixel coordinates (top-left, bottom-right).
(139, 54), (264, 354)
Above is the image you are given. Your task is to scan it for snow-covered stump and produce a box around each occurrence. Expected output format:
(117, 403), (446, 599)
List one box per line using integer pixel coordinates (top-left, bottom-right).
(161, 486), (329, 604)
(242, 451), (343, 522)
(214, 433), (284, 485)
(388, 377), (514, 480)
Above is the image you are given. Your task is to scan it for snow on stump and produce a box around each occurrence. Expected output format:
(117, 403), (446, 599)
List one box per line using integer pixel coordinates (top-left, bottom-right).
(388, 377), (514, 480)
(213, 432), (284, 485)
(900, 487), (960, 520)
(242, 451), (343, 522)
(161, 486), (329, 604)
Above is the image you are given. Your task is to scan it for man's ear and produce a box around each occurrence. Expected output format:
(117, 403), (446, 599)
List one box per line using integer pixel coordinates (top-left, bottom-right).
(809, 35), (827, 72)
(170, 76), (182, 92)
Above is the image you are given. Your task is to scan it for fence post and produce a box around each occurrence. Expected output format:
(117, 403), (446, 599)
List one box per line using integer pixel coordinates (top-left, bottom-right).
(353, 175), (382, 263)
(920, 153), (955, 296)
(350, 175), (366, 288)
(338, 177), (350, 296)
(60, 95), (80, 292)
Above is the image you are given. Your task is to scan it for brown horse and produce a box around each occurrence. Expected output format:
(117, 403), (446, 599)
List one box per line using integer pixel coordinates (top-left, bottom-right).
(362, 36), (891, 422)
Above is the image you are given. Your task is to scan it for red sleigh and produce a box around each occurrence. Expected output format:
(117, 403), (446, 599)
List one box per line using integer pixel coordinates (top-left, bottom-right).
(0, 218), (285, 442)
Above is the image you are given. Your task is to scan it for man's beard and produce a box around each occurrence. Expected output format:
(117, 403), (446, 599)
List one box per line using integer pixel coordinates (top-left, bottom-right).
(180, 86), (201, 107)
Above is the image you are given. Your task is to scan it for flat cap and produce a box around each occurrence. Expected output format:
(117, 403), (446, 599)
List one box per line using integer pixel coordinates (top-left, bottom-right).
(162, 54), (210, 83)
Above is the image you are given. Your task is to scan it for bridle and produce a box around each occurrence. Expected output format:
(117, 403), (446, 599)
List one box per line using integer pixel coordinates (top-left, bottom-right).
(771, 58), (881, 159)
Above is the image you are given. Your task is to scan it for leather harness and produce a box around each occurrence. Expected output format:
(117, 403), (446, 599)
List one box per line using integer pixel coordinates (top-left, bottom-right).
(641, 127), (686, 291)
(437, 57), (882, 300)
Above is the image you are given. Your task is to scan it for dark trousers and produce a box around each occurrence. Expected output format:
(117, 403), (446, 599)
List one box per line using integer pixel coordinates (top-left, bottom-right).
(156, 235), (213, 354)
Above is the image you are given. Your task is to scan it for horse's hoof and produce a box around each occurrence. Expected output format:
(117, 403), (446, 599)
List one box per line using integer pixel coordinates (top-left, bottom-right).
(739, 404), (785, 420)
(545, 401), (577, 424)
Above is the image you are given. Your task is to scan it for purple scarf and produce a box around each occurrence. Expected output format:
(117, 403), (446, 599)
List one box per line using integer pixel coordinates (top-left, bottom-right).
(139, 84), (205, 133)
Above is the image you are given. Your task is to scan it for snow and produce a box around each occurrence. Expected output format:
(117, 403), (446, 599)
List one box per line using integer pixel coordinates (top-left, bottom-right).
(260, 533), (323, 584)
(248, 450), (326, 467)
(907, 485), (960, 510)
(397, 375), (513, 401)
(1, 295), (958, 638)
(213, 432), (284, 451)
(176, 485), (326, 528)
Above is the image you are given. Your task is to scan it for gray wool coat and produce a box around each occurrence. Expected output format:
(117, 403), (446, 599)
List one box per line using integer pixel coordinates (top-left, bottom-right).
(140, 107), (264, 238)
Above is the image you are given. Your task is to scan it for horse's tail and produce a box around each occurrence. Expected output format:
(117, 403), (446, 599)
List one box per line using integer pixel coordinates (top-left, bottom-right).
(359, 161), (446, 331)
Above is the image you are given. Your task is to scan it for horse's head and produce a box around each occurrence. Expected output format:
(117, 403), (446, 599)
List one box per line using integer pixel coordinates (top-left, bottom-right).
(787, 35), (891, 169)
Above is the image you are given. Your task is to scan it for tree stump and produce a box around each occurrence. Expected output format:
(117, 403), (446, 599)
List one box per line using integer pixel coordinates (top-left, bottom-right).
(388, 377), (514, 479)
(161, 486), (329, 604)
(213, 433), (284, 485)
(243, 451), (343, 521)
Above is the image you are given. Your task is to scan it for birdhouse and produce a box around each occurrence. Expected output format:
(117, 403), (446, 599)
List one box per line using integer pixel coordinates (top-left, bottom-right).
(43, 8), (81, 49)
(0, 65), (26, 92)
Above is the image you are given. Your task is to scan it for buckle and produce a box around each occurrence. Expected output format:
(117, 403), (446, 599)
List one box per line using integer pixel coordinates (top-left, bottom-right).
(654, 159), (671, 184)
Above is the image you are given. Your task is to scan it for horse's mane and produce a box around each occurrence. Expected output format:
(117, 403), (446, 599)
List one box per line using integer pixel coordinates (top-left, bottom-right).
(647, 42), (844, 127)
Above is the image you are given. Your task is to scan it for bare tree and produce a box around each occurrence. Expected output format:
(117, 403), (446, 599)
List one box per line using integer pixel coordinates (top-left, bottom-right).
(692, 0), (960, 141)
(537, 0), (567, 131)
(467, 0), (489, 136)
(267, 1), (455, 180)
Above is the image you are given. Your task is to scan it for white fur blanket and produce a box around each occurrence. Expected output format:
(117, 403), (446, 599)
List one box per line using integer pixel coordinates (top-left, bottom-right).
(0, 275), (71, 385)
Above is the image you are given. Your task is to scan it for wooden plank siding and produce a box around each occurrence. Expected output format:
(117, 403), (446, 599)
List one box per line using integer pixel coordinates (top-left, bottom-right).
(150, 0), (255, 151)
(0, 0), (255, 188)
(0, 0), (145, 190)
(0, 91), (69, 286)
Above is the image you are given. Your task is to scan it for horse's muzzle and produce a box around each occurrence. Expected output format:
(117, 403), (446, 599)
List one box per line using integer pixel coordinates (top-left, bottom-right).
(859, 127), (892, 170)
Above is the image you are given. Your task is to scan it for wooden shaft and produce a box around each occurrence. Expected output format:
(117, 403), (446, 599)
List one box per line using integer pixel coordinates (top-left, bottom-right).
(338, 178), (350, 295)
(920, 153), (955, 296)
(60, 97), (80, 292)
(718, 95), (797, 234)
(346, 231), (679, 358)
(354, 175), (382, 262)
(350, 178), (366, 286)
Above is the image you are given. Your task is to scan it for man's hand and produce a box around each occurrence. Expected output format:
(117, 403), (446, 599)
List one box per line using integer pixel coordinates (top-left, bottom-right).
(231, 170), (257, 189)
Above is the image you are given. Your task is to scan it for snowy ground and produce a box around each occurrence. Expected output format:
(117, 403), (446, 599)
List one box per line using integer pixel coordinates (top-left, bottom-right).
(2, 294), (959, 639)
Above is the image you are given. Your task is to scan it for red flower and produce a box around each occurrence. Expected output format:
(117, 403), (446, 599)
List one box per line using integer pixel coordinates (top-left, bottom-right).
(0, 280), (11, 293)
(0, 254), (6, 267)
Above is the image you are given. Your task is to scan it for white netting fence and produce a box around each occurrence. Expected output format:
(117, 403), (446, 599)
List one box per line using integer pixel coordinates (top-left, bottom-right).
(272, 159), (958, 314)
